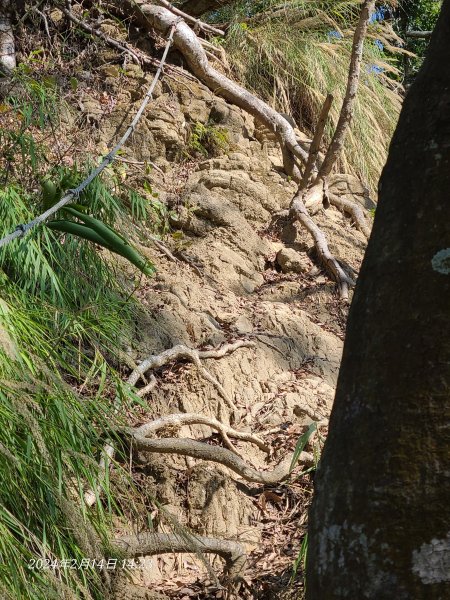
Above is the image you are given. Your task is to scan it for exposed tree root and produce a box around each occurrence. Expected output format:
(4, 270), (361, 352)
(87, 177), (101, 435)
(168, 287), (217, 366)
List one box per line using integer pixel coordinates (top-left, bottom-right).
(128, 340), (255, 414)
(328, 192), (371, 239)
(85, 341), (254, 506)
(135, 412), (269, 453)
(300, 94), (333, 190)
(290, 189), (355, 300)
(118, 2), (309, 179)
(130, 435), (314, 484)
(114, 532), (246, 581)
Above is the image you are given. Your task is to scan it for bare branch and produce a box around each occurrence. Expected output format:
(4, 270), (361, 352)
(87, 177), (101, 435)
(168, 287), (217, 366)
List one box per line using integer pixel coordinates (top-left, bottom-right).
(405, 30), (432, 39)
(318, 0), (376, 179)
(300, 94), (333, 190)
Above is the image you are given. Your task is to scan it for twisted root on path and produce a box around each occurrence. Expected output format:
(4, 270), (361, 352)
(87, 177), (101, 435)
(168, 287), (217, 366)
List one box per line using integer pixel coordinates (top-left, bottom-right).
(113, 532), (246, 581)
(85, 340), (254, 506)
(128, 340), (256, 413)
(130, 435), (314, 484)
(134, 411), (269, 454)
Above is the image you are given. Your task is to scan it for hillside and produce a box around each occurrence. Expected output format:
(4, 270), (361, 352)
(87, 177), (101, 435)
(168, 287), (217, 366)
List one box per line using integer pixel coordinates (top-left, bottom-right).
(0, 2), (403, 599)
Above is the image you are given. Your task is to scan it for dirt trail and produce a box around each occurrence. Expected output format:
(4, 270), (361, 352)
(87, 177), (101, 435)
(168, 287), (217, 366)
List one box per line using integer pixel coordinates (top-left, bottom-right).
(96, 74), (371, 598)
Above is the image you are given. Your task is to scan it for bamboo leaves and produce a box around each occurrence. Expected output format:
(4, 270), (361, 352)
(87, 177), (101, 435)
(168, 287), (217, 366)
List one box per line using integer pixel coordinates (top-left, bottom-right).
(47, 206), (155, 277)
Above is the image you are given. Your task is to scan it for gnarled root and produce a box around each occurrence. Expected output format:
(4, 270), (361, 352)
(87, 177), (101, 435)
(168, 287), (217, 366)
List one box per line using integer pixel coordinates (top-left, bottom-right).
(328, 192), (371, 239)
(85, 341), (254, 506)
(119, 2), (308, 179)
(290, 189), (355, 300)
(114, 532), (246, 581)
(128, 340), (255, 414)
(129, 434), (314, 484)
(135, 412), (269, 454)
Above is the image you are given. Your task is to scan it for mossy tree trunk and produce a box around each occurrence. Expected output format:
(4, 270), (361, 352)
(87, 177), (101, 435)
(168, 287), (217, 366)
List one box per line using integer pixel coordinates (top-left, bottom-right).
(306, 1), (450, 598)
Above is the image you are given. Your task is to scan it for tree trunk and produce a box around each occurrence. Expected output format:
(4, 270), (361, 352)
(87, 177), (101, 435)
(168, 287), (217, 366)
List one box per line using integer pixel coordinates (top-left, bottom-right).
(306, 0), (450, 597)
(0, 0), (16, 73)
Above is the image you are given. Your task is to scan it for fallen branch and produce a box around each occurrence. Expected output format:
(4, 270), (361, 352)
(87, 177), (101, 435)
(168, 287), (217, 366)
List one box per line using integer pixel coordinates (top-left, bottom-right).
(290, 189), (354, 300)
(135, 412), (269, 453)
(130, 435), (314, 484)
(114, 532), (246, 581)
(328, 192), (371, 239)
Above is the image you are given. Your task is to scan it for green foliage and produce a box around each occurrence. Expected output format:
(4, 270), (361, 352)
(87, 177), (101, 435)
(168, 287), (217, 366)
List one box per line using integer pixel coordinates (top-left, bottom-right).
(0, 73), (161, 599)
(291, 533), (308, 584)
(396, 0), (442, 78)
(187, 121), (230, 157)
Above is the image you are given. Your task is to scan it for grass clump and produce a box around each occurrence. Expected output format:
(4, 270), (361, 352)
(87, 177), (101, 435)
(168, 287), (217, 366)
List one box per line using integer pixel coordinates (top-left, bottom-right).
(209, 0), (403, 192)
(0, 52), (158, 600)
(187, 121), (230, 157)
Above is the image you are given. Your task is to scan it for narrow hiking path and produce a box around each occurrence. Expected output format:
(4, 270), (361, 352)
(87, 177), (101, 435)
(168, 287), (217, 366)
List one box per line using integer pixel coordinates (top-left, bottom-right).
(101, 74), (371, 598)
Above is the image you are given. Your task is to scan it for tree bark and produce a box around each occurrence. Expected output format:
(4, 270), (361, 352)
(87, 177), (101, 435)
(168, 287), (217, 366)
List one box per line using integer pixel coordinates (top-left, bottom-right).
(306, 0), (450, 597)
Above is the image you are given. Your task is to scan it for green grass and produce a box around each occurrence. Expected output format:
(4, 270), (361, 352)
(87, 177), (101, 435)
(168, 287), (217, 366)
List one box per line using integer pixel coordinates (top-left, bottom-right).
(0, 65), (158, 600)
(209, 0), (402, 192)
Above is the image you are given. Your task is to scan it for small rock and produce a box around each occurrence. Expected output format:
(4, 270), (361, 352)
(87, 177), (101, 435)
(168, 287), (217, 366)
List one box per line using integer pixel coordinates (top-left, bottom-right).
(276, 248), (310, 274)
(234, 315), (253, 334)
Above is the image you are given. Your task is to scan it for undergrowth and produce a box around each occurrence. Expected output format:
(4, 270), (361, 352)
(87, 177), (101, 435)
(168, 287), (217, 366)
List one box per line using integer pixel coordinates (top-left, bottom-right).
(0, 41), (160, 600)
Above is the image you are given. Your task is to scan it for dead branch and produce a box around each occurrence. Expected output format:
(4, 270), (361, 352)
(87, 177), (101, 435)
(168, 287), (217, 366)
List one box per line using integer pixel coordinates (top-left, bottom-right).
(328, 192), (371, 239)
(114, 531), (246, 581)
(405, 30), (432, 39)
(135, 412), (269, 453)
(130, 435), (314, 484)
(317, 1), (376, 179)
(300, 94), (333, 190)
(290, 188), (354, 300)
(61, 4), (197, 83)
(157, 0), (225, 36)
(60, 6), (141, 64)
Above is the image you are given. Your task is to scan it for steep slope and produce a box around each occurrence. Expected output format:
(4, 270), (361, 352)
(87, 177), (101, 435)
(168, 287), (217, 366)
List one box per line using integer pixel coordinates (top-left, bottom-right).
(89, 74), (370, 598)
